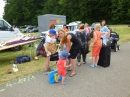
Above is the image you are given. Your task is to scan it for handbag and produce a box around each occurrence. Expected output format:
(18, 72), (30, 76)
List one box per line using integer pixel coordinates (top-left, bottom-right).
(50, 52), (59, 61)
(48, 70), (62, 84)
(39, 46), (47, 57)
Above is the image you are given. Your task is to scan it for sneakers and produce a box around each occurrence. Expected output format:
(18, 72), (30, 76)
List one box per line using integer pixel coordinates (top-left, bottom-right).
(94, 64), (97, 67)
(90, 64), (94, 68)
(90, 64), (98, 68)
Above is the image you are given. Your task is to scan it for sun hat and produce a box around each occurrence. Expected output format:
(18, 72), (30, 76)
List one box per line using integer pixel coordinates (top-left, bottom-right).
(49, 29), (56, 35)
(59, 50), (70, 60)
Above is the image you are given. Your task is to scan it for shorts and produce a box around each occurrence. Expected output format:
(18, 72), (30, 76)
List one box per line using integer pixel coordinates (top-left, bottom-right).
(58, 69), (66, 76)
(68, 44), (81, 59)
(92, 46), (102, 57)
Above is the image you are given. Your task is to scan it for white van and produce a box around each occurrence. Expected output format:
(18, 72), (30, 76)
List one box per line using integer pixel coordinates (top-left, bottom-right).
(0, 18), (24, 42)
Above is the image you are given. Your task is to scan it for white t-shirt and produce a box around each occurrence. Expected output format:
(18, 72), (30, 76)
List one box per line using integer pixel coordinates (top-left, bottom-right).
(44, 35), (57, 56)
(45, 35), (52, 43)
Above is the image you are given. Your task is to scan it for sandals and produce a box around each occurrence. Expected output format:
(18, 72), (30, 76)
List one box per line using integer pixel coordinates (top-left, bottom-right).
(69, 73), (76, 77)
(61, 82), (67, 85)
(77, 62), (81, 67)
(68, 69), (72, 71)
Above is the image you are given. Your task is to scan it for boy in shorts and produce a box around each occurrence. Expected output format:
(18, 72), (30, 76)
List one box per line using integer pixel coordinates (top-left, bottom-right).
(56, 50), (71, 85)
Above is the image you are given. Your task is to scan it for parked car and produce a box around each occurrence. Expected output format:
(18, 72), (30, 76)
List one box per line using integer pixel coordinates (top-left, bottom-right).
(55, 25), (63, 31)
(0, 18), (24, 42)
(20, 26), (26, 29)
(23, 26), (34, 33)
(0, 18), (24, 50)
(29, 27), (39, 33)
(88, 22), (100, 38)
(91, 22), (100, 32)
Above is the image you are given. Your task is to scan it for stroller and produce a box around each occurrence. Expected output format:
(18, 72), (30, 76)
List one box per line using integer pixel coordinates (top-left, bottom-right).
(110, 32), (120, 52)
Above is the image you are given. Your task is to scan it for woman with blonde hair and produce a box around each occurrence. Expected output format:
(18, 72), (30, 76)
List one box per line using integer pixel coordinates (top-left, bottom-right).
(90, 24), (108, 68)
(58, 30), (81, 77)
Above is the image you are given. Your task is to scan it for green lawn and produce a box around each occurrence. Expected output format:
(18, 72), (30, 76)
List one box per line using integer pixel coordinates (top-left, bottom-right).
(110, 25), (130, 44)
(0, 25), (130, 84)
(0, 32), (55, 84)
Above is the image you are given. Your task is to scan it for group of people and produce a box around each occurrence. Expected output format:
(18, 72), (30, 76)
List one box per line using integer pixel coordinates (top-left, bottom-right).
(36, 20), (110, 85)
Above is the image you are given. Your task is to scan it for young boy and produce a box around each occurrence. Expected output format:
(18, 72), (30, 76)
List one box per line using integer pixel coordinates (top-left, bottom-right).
(56, 50), (71, 85)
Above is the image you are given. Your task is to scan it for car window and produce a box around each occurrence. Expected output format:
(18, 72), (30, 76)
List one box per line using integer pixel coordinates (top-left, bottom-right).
(55, 26), (62, 31)
(0, 20), (4, 30)
(68, 25), (77, 31)
(0, 20), (10, 31)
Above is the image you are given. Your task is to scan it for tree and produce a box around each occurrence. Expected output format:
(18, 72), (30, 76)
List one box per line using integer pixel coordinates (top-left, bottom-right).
(3, 0), (130, 25)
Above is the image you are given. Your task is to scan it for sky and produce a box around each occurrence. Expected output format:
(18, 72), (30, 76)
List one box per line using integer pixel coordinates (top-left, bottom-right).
(0, 0), (5, 18)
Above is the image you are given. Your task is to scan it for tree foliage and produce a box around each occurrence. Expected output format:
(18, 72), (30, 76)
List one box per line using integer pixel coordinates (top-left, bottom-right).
(3, 0), (130, 26)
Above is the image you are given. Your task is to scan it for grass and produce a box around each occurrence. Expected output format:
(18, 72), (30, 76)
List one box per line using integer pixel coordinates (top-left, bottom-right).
(0, 32), (56, 84)
(110, 25), (130, 44)
(0, 25), (130, 84)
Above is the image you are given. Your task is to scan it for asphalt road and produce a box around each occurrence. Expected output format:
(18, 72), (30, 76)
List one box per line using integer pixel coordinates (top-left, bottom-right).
(0, 42), (130, 97)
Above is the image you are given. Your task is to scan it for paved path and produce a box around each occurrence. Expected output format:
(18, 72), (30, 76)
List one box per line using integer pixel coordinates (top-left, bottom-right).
(0, 42), (130, 97)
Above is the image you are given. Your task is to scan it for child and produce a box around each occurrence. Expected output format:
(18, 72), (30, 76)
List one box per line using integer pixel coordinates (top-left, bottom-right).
(34, 35), (57, 60)
(90, 24), (108, 68)
(56, 50), (71, 85)
(43, 29), (57, 74)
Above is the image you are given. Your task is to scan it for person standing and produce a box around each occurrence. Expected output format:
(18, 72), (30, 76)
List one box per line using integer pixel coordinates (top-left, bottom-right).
(58, 30), (81, 77)
(76, 24), (89, 66)
(56, 50), (71, 85)
(62, 24), (68, 33)
(100, 20), (110, 43)
(34, 24), (56, 60)
(90, 24), (102, 68)
(84, 23), (91, 52)
(43, 29), (57, 74)
(90, 24), (108, 68)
